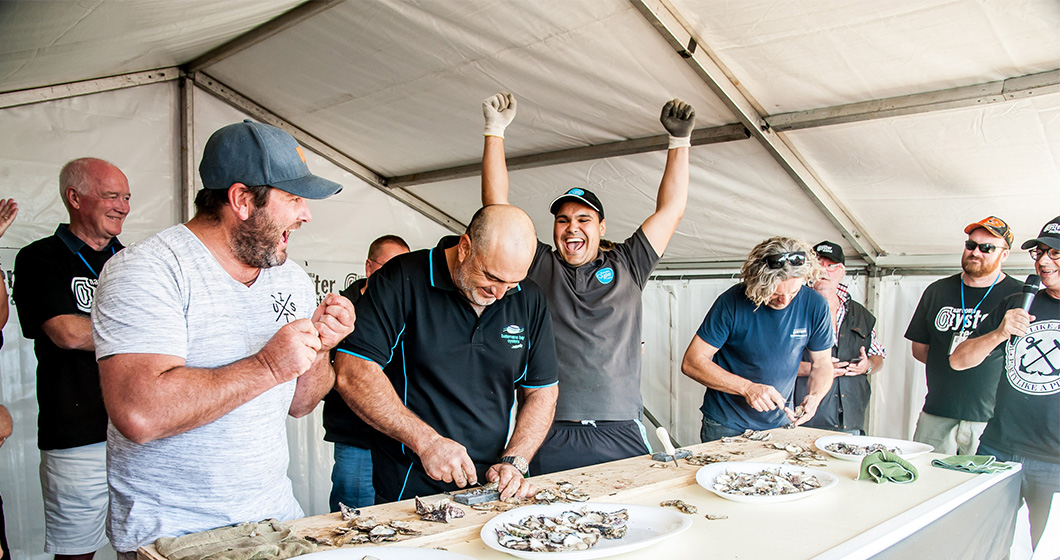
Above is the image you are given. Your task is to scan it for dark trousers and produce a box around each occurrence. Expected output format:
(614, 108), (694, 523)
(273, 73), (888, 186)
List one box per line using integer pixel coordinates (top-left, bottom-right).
(530, 420), (651, 476)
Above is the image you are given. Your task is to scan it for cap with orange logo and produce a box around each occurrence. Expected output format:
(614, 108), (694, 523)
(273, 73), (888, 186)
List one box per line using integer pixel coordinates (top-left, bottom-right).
(964, 216), (1013, 248)
(199, 119), (342, 199)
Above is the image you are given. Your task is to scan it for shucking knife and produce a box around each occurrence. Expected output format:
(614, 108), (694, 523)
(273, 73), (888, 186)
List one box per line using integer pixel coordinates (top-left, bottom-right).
(656, 426), (680, 468)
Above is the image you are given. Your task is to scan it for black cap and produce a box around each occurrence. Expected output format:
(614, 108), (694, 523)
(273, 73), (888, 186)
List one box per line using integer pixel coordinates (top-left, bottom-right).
(813, 240), (845, 265)
(549, 187), (604, 219)
(1021, 215), (1060, 251)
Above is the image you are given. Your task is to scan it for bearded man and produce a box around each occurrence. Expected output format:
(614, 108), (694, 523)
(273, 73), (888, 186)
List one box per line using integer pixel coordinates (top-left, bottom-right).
(92, 120), (355, 555)
(904, 217), (1022, 454)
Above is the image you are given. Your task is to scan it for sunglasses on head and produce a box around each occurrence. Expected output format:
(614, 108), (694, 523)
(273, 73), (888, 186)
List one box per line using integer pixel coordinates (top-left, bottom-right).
(763, 251), (806, 269)
(964, 240), (1006, 254)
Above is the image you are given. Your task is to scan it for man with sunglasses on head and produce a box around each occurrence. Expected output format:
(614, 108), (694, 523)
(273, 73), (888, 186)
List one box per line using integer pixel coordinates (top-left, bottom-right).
(794, 241), (886, 435)
(949, 215), (1060, 552)
(682, 237), (835, 441)
(904, 217), (1023, 455)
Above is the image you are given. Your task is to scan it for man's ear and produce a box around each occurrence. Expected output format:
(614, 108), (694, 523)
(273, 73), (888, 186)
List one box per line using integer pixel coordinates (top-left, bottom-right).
(457, 233), (474, 262)
(599, 218), (606, 237)
(65, 187), (81, 210)
(227, 184), (253, 221)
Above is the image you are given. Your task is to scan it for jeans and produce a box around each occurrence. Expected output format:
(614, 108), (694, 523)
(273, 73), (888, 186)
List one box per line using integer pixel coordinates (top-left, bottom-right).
(330, 443), (375, 511)
(700, 414), (745, 443)
(978, 442), (1060, 550)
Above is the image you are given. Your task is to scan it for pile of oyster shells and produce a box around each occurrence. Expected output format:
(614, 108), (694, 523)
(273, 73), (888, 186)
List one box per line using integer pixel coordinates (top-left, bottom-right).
(495, 507), (629, 553)
(712, 467), (823, 496)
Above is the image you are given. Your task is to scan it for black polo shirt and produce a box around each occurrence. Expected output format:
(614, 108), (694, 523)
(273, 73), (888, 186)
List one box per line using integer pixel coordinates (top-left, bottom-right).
(13, 224), (122, 450)
(338, 236), (558, 502)
(323, 277), (373, 447)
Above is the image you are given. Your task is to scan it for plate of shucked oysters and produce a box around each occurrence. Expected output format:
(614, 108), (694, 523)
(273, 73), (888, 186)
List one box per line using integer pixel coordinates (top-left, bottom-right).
(814, 434), (934, 461)
(481, 502), (692, 559)
(695, 462), (838, 504)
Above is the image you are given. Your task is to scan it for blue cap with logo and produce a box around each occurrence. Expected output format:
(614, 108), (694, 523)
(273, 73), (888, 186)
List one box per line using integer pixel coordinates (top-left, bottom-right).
(549, 187), (604, 219)
(199, 119), (342, 199)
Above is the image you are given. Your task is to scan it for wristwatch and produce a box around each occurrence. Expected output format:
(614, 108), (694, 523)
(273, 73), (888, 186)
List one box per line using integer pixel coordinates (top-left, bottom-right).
(500, 455), (529, 477)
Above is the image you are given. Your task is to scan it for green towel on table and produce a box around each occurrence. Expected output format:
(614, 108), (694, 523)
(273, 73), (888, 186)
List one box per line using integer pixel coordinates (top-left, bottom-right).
(931, 454), (1013, 474)
(154, 519), (315, 560)
(858, 450), (918, 484)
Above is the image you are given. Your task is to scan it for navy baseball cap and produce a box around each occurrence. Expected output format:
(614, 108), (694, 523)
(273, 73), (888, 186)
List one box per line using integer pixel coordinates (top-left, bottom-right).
(549, 187), (604, 219)
(199, 119), (342, 199)
(1021, 215), (1060, 251)
(813, 240), (845, 265)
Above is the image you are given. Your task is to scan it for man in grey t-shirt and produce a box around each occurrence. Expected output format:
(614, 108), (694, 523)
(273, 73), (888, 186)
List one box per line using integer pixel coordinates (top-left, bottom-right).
(93, 120), (355, 554)
(480, 92), (693, 473)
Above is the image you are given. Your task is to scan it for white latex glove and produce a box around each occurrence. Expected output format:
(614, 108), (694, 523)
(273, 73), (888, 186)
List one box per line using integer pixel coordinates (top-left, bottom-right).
(660, 98), (695, 149)
(483, 92), (517, 138)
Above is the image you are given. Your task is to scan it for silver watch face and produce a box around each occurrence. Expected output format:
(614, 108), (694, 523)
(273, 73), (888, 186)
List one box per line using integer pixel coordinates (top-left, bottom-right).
(503, 456), (528, 473)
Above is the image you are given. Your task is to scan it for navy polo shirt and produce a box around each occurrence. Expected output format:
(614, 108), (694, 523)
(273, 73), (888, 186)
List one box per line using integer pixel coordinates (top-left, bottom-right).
(337, 236), (558, 502)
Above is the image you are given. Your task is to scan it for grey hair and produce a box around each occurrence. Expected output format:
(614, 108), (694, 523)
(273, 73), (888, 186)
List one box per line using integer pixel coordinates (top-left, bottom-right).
(740, 236), (824, 308)
(59, 157), (115, 210)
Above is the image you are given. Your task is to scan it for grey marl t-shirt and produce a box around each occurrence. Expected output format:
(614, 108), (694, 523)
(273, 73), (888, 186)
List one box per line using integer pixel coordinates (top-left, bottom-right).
(93, 224), (312, 552)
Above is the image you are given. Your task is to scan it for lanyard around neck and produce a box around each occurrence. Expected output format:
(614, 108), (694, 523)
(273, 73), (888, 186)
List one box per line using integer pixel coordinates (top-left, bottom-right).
(960, 272), (1000, 330)
(77, 245), (116, 278)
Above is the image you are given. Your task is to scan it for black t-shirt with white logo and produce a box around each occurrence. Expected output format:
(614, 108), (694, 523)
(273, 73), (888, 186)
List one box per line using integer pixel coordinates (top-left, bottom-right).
(338, 236), (558, 502)
(905, 273), (1023, 421)
(13, 225), (122, 450)
(976, 291), (1060, 463)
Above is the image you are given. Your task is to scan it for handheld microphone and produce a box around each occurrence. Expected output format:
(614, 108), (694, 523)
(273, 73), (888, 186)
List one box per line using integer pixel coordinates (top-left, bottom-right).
(1012, 274), (1041, 343)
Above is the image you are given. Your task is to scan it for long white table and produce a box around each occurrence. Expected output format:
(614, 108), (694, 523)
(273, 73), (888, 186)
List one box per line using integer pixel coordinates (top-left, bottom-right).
(139, 427), (1021, 560)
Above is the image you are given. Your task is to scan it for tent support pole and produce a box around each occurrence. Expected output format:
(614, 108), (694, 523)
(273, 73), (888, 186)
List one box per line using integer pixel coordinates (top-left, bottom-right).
(190, 73), (464, 234)
(387, 124), (749, 188)
(0, 67), (181, 110)
(179, 77), (196, 222)
(767, 69), (1060, 131)
(631, 0), (882, 265)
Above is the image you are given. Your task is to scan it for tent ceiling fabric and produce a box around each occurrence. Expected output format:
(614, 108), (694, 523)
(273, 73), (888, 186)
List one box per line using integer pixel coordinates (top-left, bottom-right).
(0, 0), (303, 93)
(0, 0), (1057, 266)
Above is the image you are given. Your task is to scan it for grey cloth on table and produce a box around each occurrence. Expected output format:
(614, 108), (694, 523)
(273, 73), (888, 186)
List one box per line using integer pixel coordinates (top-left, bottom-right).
(154, 520), (314, 560)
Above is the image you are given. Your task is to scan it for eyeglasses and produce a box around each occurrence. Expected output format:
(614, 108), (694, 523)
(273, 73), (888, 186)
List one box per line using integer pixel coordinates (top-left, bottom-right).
(822, 262), (843, 271)
(964, 240), (1007, 254)
(1029, 246), (1060, 261)
(763, 251), (806, 269)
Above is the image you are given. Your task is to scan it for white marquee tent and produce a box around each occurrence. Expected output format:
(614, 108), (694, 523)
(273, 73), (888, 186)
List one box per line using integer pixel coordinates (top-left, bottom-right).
(0, 1), (1058, 558)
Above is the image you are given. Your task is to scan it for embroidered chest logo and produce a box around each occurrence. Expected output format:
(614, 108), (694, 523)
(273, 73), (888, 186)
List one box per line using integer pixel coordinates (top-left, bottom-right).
(790, 327), (808, 338)
(933, 306), (987, 332)
(501, 324), (525, 350)
(1005, 320), (1060, 396)
(272, 292), (298, 323)
(70, 277), (98, 313)
(595, 267), (614, 285)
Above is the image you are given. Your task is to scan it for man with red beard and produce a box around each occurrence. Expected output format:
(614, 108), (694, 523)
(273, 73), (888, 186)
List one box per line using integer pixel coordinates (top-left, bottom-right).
(904, 217), (1023, 454)
(92, 120), (355, 556)
(949, 215), (1060, 552)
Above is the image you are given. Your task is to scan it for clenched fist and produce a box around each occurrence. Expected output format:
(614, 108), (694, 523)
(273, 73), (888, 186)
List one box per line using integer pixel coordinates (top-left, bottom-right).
(312, 292), (356, 350)
(483, 92), (517, 138)
(660, 98), (695, 144)
(257, 318), (322, 384)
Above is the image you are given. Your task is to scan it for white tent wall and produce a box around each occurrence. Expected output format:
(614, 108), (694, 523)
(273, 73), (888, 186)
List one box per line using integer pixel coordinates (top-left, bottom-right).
(0, 81), (450, 559)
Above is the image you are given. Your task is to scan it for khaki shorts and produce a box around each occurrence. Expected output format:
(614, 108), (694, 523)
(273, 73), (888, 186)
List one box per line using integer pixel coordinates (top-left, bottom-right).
(912, 411), (986, 455)
(40, 441), (109, 554)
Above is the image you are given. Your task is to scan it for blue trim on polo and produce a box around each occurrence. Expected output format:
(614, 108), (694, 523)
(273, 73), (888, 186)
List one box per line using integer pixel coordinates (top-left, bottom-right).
(400, 340), (409, 456)
(514, 364), (527, 385)
(385, 324), (407, 366)
(397, 463), (414, 501)
(335, 348), (376, 363)
(519, 380), (558, 389)
(429, 249), (435, 287)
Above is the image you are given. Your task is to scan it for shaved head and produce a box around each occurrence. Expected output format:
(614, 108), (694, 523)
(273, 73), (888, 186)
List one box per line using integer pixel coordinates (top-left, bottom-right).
(450, 205), (537, 310)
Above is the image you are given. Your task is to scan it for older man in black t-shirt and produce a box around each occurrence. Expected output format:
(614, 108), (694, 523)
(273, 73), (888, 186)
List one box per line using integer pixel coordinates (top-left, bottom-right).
(14, 158), (130, 559)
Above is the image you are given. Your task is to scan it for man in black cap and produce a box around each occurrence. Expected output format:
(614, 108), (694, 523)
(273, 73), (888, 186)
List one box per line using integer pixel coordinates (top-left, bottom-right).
(904, 216), (1023, 455)
(794, 241), (886, 435)
(92, 120), (355, 554)
(479, 92), (693, 473)
(950, 215), (1060, 551)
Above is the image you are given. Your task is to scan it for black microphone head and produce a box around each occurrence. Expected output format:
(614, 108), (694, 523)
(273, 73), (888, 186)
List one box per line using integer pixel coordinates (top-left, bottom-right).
(1024, 274), (1042, 293)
